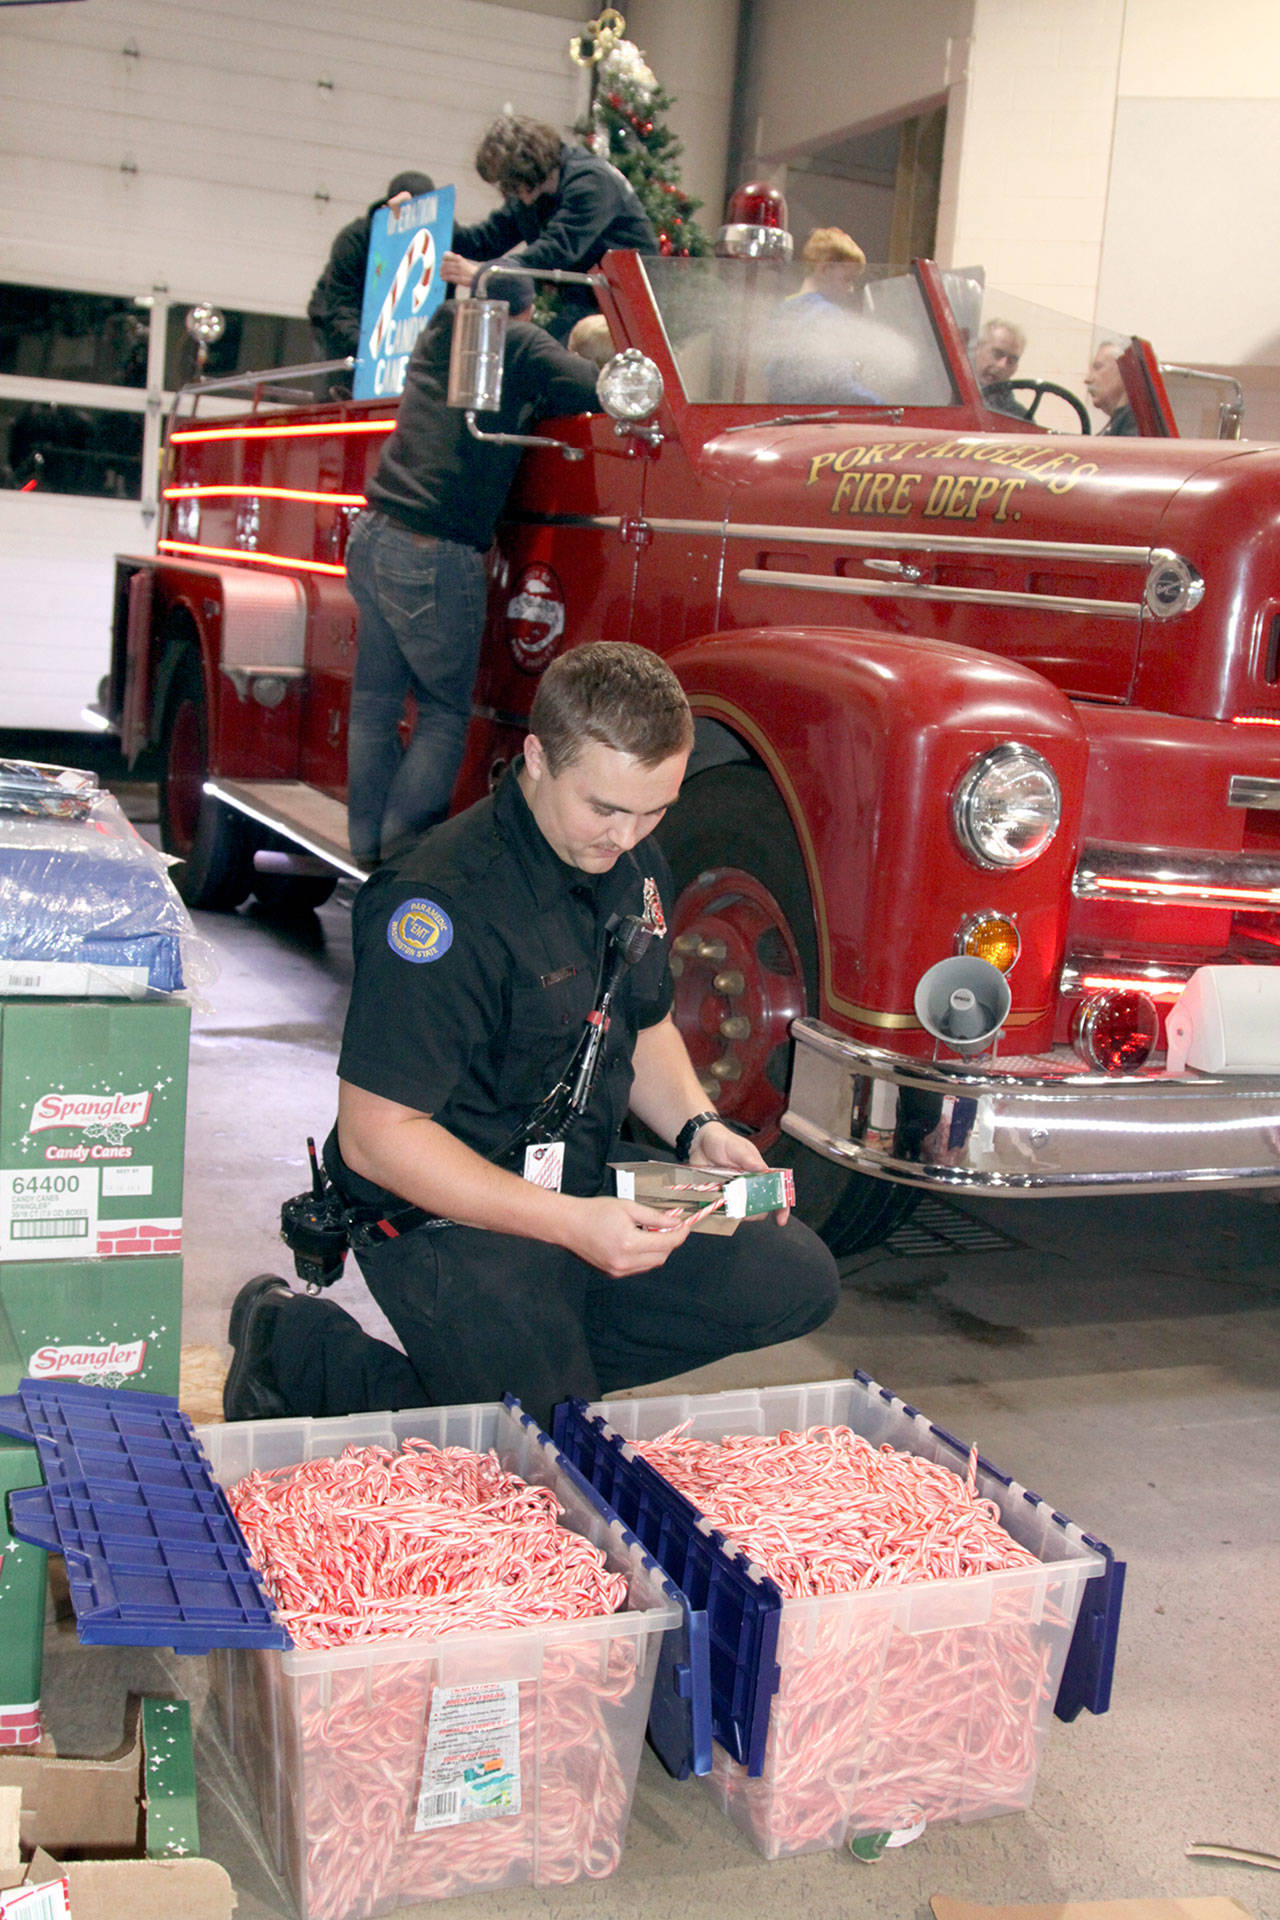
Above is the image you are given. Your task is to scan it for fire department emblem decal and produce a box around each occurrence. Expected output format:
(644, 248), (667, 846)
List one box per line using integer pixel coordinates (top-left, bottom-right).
(642, 876), (667, 938)
(505, 564), (565, 674)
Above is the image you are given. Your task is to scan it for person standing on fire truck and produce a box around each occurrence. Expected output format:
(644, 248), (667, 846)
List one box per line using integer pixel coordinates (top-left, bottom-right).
(307, 170), (436, 375)
(223, 644), (840, 1431)
(440, 114), (656, 339)
(344, 270), (599, 866)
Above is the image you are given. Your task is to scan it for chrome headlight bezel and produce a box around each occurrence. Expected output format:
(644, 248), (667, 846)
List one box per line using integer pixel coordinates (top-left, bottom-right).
(951, 742), (1062, 871)
(596, 349), (664, 422)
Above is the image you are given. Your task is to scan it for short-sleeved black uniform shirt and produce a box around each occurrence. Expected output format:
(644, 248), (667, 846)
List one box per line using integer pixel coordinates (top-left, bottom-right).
(334, 765), (674, 1207)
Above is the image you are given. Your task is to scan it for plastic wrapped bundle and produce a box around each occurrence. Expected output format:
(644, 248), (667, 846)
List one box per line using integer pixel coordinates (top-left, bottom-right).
(0, 787), (216, 996)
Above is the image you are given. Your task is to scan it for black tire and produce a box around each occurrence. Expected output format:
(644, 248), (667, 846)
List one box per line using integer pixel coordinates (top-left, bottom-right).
(657, 764), (918, 1258)
(158, 649), (254, 910)
(251, 871), (339, 915)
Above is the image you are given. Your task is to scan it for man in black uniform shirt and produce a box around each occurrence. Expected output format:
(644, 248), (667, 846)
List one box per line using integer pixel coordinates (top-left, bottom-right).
(224, 645), (840, 1429)
(441, 114), (656, 339)
(345, 270), (600, 865)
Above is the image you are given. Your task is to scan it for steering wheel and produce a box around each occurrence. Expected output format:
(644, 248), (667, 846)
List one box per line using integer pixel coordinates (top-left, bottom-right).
(1004, 379), (1092, 433)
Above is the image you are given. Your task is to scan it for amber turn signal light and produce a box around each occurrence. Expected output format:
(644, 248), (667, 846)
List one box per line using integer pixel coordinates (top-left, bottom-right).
(955, 911), (1020, 974)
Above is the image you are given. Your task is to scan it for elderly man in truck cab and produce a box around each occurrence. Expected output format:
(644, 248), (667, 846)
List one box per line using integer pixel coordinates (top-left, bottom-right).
(1085, 340), (1139, 435)
(440, 114), (656, 339)
(973, 317), (1030, 419)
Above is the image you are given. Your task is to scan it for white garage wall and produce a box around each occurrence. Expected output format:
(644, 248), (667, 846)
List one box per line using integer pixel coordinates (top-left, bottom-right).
(0, 0), (587, 731)
(0, 0), (588, 310)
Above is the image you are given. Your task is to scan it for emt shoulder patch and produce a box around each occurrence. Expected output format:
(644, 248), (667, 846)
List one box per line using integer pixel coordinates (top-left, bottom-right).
(387, 897), (454, 964)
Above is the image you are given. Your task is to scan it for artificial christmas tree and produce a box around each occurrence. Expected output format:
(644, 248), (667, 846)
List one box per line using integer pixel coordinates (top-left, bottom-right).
(570, 13), (710, 257)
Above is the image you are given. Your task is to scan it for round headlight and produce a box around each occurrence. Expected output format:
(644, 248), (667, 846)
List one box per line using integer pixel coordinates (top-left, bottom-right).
(952, 743), (1061, 870)
(597, 349), (664, 422)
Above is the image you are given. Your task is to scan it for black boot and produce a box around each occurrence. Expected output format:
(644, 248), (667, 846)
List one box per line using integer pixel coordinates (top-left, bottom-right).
(223, 1274), (294, 1422)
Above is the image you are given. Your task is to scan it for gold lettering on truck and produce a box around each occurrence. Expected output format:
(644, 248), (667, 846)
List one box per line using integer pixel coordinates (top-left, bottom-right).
(808, 436), (1097, 525)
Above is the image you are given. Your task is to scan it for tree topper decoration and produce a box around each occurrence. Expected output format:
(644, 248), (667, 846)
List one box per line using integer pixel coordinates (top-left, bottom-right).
(569, 8), (626, 67)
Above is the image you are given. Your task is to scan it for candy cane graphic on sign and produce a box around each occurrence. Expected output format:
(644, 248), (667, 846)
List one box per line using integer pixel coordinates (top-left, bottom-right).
(368, 227), (437, 359)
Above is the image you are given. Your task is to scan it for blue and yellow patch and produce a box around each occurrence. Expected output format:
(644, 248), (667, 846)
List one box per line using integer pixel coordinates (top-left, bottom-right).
(387, 897), (454, 964)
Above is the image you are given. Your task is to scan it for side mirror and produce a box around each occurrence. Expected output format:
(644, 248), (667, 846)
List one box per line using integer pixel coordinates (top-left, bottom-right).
(446, 299), (509, 411)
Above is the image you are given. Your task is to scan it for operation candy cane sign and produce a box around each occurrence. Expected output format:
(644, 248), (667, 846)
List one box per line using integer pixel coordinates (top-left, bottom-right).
(354, 185), (456, 401)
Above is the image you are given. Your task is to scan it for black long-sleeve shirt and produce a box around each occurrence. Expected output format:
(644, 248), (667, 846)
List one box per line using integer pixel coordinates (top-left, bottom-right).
(452, 144), (656, 336)
(366, 304), (599, 549)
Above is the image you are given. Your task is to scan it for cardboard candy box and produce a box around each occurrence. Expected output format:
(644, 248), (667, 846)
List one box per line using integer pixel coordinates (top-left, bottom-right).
(612, 1161), (795, 1233)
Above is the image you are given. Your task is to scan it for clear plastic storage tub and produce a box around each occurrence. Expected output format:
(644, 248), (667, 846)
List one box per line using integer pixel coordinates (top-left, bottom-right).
(197, 1402), (681, 1918)
(557, 1376), (1112, 1860)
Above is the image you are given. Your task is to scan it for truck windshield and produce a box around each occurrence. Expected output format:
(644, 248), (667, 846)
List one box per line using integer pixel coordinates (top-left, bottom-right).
(640, 256), (957, 409)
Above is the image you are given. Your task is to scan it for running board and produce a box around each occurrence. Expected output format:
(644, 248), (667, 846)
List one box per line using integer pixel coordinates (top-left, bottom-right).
(204, 779), (367, 881)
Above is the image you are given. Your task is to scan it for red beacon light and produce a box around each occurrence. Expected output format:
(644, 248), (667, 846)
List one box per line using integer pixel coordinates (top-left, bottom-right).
(716, 181), (793, 261)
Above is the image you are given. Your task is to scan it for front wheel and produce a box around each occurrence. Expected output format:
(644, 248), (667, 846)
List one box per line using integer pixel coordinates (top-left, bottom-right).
(158, 649), (253, 910)
(656, 765), (917, 1258)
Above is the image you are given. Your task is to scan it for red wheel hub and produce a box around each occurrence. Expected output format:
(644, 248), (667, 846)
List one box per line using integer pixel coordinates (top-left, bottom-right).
(669, 866), (806, 1143)
(166, 701), (204, 856)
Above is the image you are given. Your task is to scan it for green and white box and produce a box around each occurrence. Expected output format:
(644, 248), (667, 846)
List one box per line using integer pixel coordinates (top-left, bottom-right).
(0, 1254), (182, 1395)
(0, 1001), (189, 1261)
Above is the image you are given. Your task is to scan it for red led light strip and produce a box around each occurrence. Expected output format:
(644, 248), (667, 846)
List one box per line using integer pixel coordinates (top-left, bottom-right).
(1232, 714), (1280, 728)
(157, 539), (347, 577)
(169, 420), (394, 445)
(1092, 875), (1280, 905)
(1078, 974), (1185, 998)
(164, 485), (368, 507)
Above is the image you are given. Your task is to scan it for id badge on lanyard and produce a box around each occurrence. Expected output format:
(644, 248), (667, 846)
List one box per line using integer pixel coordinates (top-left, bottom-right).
(522, 1139), (565, 1191)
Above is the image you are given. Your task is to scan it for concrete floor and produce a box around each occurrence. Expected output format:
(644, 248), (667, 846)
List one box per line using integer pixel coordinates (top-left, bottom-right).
(29, 872), (1280, 1920)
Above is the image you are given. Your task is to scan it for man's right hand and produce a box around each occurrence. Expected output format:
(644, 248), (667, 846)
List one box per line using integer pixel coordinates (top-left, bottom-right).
(561, 1196), (694, 1276)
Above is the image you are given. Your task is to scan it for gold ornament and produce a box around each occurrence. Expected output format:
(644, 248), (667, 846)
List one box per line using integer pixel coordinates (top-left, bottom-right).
(569, 8), (626, 66)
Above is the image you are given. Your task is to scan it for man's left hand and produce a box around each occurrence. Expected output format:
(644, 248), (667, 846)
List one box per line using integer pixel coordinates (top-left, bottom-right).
(689, 1122), (790, 1224)
(440, 252), (479, 288)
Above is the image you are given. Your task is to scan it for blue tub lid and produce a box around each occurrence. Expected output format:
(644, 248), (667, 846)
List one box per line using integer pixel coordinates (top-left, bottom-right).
(0, 1379), (288, 1653)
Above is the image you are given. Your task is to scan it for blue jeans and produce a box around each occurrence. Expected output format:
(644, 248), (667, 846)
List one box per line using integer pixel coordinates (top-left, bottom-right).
(345, 509), (487, 862)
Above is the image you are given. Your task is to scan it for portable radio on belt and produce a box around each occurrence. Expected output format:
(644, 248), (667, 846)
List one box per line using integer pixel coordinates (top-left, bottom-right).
(279, 912), (658, 1289)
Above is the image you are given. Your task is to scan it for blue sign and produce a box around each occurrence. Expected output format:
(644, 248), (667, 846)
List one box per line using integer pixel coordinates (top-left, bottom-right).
(354, 185), (455, 401)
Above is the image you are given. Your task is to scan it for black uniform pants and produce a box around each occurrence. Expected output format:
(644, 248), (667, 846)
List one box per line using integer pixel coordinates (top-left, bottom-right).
(269, 1214), (840, 1432)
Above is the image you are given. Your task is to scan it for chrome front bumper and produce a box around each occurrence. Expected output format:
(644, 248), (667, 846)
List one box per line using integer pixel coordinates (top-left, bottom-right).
(783, 1017), (1280, 1195)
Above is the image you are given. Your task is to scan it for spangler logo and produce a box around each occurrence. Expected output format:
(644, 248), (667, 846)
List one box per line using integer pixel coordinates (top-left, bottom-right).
(29, 1090), (152, 1133)
(28, 1339), (147, 1380)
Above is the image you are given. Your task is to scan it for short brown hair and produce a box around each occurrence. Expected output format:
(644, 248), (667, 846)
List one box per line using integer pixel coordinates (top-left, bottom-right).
(475, 115), (563, 199)
(802, 226), (866, 268)
(528, 642), (694, 774)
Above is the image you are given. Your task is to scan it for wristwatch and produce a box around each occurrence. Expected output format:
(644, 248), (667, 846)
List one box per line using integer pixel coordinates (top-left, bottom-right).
(675, 1110), (721, 1162)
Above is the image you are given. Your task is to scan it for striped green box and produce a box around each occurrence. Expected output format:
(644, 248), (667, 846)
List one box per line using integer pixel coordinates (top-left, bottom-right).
(0, 1254), (182, 1396)
(0, 1000), (189, 1261)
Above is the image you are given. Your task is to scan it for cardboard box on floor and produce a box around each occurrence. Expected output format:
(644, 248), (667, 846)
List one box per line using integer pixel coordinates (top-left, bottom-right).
(0, 1697), (234, 1919)
(932, 1898), (1255, 1920)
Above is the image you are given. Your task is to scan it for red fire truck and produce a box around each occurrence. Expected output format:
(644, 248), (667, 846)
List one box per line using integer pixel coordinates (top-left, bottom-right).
(105, 238), (1280, 1252)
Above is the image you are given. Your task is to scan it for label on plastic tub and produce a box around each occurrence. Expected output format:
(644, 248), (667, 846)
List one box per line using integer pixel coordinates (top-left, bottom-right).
(415, 1681), (521, 1829)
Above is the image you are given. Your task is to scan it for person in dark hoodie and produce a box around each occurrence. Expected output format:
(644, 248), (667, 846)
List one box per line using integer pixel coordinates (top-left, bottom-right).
(441, 115), (655, 339)
(343, 271), (600, 866)
(307, 170), (436, 369)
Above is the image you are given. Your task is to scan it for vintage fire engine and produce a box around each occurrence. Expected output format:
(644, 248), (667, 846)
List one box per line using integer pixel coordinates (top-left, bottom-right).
(106, 222), (1280, 1252)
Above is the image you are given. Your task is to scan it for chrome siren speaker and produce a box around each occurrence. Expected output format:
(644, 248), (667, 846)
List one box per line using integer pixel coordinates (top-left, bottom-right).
(913, 956), (1012, 1057)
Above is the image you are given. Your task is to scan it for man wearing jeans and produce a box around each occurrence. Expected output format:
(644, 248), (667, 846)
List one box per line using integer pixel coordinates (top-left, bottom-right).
(344, 272), (600, 865)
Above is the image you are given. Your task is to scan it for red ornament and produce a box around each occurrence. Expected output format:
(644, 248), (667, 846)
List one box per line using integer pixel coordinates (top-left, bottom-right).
(658, 231), (673, 255)
(642, 120), (653, 134)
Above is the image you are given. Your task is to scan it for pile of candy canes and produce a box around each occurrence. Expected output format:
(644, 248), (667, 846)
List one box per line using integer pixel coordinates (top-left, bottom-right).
(635, 1423), (1062, 1856)
(226, 1439), (640, 1914)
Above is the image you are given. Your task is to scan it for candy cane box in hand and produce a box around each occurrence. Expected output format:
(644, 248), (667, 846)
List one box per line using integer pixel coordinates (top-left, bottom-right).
(554, 1375), (1123, 1861)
